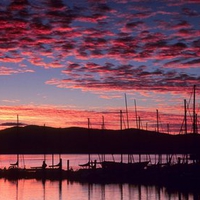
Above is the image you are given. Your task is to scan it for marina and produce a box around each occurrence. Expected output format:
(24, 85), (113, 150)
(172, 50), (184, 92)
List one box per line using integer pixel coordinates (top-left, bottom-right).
(0, 153), (200, 190)
(0, 0), (200, 199)
(0, 85), (199, 188)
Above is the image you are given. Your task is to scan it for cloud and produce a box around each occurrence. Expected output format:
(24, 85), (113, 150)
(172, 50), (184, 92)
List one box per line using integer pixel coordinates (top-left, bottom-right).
(46, 62), (200, 94)
(0, 66), (34, 75)
(1, 122), (26, 127)
(0, 0), (199, 93)
(2, 99), (20, 103)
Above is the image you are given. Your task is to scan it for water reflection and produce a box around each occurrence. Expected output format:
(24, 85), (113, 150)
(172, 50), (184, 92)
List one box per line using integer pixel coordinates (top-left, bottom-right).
(42, 180), (45, 200)
(42, 179), (63, 200)
(1, 179), (200, 200)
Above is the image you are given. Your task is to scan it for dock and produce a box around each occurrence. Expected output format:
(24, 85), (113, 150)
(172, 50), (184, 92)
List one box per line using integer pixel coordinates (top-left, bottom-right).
(1, 153), (200, 191)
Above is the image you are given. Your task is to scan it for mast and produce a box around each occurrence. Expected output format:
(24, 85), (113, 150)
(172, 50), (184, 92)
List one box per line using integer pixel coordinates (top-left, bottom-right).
(167, 124), (170, 134)
(193, 85), (196, 134)
(43, 124), (46, 162)
(101, 116), (105, 162)
(88, 118), (91, 166)
(134, 99), (138, 129)
(184, 99), (187, 134)
(16, 114), (19, 168)
(196, 114), (198, 134)
(120, 110), (123, 163)
(124, 93), (129, 129)
(138, 116), (141, 130)
(101, 115), (105, 130)
(120, 110), (123, 131)
(156, 109), (159, 133)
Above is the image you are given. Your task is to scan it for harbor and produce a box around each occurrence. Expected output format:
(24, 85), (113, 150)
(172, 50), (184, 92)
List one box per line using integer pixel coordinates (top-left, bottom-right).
(0, 85), (199, 189)
(0, 153), (200, 190)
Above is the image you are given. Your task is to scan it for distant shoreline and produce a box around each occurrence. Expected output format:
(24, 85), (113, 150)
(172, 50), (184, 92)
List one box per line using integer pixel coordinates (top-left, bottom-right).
(0, 125), (199, 155)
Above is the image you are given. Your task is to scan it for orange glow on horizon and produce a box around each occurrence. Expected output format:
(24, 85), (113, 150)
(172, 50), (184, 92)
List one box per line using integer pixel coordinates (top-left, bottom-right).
(0, 104), (195, 134)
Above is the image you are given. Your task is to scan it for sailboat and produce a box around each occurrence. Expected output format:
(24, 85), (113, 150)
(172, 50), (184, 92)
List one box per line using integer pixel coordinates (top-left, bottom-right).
(189, 85), (199, 162)
(6, 115), (27, 179)
(100, 109), (149, 175)
(9, 115), (20, 169)
(30, 126), (63, 180)
(79, 118), (98, 169)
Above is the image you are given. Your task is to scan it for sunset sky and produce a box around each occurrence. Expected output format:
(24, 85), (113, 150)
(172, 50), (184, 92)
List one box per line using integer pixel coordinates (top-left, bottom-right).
(0, 0), (199, 134)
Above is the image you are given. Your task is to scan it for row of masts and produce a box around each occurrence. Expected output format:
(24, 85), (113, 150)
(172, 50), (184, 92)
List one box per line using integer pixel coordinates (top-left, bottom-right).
(183, 85), (198, 134)
(10, 85), (199, 171)
(106, 85), (198, 134)
(14, 86), (198, 135)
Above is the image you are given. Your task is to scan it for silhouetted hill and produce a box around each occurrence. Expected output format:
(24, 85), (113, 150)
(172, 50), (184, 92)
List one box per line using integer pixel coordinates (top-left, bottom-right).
(0, 125), (199, 154)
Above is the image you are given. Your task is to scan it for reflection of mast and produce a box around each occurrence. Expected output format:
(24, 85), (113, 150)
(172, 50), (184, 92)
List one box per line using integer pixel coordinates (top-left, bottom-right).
(120, 184), (123, 200)
(138, 184), (141, 200)
(88, 183), (92, 200)
(16, 180), (19, 200)
(59, 180), (62, 200)
(157, 186), (161, 200)
(42, 180), (46, 200)
(101, 184), (105, 200)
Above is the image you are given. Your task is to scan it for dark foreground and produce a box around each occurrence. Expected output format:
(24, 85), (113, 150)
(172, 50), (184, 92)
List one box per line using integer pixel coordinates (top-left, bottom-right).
(1, 161), (200, 192)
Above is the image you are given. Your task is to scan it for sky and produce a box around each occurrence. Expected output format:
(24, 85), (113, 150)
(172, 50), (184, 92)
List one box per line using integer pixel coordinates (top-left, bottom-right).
(0, 0), (199, 134)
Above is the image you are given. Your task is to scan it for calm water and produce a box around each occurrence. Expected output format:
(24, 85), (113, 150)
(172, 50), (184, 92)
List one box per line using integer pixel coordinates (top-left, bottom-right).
(0, 154), (199, 200)
(0, 179), (199, 200)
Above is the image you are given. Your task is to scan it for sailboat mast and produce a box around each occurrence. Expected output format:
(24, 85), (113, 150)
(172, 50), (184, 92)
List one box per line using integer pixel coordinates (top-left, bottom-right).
(134, 99), (138, 129)
(120, 110), (123, 163)
(88, 118), (91, 166)
(184, 99), (187, 134)
(102, 116), (105, 130)
(124, 93), (129, 129)
(17, 114), (19, 127)
(193, 85), (196, 134)
(16, 114), (19, 167)
(120, 110), (123, 130)
(156, 109), (159, 133)
(101, 116), (105, 162)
